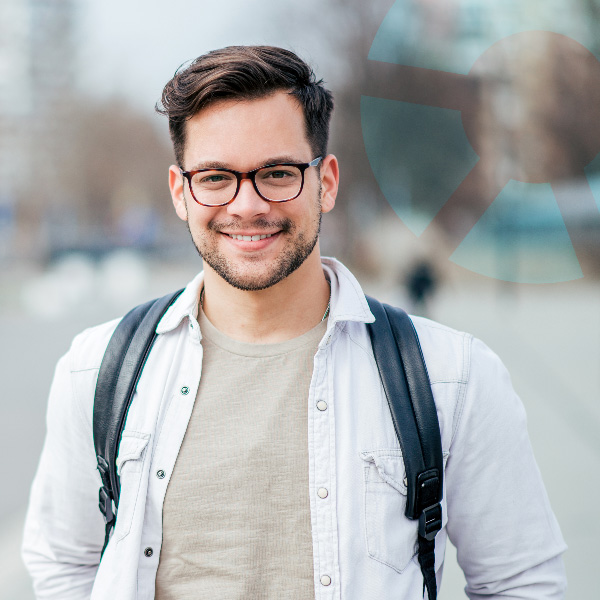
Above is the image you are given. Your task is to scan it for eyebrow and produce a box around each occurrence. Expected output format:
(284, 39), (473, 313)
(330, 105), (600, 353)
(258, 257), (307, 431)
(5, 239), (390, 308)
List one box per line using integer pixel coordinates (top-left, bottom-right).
(187, 156), (304, 171)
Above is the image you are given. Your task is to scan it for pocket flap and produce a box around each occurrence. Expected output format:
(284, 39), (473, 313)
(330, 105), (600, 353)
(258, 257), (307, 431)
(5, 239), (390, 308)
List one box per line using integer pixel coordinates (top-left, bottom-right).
(360, 449), (407, 494)
(116, 431), (151, 475)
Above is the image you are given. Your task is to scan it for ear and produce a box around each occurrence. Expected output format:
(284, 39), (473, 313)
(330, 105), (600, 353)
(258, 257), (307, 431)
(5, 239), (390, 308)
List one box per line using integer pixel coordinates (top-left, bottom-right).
(319, 154), (339, 214)
(169, 165), (188, 221)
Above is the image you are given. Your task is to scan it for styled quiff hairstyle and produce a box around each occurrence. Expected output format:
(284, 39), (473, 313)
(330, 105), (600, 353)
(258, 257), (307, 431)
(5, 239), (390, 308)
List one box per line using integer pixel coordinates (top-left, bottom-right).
(156, 45), (334, 167)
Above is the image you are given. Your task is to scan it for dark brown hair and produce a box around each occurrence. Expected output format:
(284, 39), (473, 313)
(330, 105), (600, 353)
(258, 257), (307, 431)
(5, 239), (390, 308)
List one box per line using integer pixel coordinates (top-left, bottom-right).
(156, 45), (334, 167)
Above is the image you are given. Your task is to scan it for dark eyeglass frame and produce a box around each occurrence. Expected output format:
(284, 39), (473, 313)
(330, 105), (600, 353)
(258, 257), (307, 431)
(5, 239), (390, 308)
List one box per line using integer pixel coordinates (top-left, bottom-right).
(179, 156), (322, 207)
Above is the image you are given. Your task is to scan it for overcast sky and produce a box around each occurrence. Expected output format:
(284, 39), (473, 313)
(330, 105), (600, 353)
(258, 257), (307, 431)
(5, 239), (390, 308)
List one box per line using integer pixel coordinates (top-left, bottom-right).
(76, 0), (346, 119)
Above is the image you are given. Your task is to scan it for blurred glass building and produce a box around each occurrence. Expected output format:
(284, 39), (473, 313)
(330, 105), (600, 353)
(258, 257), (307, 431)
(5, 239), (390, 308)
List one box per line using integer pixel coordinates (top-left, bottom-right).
(0, 0), (77, 261)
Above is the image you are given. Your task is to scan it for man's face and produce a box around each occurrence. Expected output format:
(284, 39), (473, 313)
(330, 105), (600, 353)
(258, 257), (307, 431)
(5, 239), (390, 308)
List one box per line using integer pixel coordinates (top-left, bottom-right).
(169, 91), (337, 291)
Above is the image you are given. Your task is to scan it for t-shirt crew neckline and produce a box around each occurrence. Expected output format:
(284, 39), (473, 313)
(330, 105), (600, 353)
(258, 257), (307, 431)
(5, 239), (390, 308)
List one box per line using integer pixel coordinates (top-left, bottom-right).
(198, 305), (329, 358)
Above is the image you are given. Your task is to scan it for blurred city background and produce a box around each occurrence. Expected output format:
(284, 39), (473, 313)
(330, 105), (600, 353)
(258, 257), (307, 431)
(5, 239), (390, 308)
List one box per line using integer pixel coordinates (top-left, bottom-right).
(1, 0), (599, 598)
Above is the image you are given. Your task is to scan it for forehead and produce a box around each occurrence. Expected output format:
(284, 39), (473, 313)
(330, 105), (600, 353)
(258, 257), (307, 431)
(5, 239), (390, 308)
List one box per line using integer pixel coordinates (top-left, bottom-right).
(183, 91), (311, 170)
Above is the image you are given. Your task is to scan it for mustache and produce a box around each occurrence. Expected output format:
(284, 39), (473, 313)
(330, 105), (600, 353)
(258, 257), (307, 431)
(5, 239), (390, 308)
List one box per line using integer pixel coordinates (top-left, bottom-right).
(208, 217), (294, 233)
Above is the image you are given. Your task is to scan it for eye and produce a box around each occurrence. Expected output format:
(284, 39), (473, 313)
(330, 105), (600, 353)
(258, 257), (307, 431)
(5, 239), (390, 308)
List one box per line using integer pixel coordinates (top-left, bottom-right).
(260, 167), (301, 181)
(200, 174), (229, 183)
(192, 171), (235, 186)
(267, 170), (292, 179)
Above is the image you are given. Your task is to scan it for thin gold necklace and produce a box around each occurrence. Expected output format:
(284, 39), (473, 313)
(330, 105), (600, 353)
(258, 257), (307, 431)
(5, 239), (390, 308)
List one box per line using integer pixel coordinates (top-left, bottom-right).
(321, 281), (331, 322)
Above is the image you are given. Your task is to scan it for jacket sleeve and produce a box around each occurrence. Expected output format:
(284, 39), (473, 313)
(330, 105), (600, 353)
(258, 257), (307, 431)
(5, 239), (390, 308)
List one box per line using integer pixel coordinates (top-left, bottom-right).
(444, 336), (567, 599)
(22, 336), (105, 599)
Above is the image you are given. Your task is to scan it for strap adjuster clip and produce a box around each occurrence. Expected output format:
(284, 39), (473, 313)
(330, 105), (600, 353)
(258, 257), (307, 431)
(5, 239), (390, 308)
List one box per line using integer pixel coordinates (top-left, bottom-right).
(98, 486), (114, 523)
(419, 503), (442, 541)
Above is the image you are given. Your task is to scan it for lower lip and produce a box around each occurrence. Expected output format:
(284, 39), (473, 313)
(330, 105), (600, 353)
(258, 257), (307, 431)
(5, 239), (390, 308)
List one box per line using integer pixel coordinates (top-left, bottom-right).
(222, 231), (281, 251)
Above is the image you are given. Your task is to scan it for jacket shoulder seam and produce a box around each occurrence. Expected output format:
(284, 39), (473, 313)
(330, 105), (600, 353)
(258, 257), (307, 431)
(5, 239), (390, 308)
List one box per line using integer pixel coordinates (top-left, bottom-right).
(66, 341), (95, 438)
(341, 327), (377, 369)
(450, 332), (473, 445)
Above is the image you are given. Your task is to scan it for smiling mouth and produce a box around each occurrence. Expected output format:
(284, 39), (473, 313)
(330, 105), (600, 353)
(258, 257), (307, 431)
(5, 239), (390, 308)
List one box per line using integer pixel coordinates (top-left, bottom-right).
(225, 233), (277, 241)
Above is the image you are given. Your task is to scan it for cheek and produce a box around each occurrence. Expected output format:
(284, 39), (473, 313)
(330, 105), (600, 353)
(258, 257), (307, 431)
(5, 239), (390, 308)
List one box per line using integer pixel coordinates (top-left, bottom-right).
(188, 211), (221, 237)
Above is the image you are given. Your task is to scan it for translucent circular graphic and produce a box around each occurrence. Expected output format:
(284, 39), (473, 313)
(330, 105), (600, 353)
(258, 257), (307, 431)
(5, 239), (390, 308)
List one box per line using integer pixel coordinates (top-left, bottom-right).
(361, 0), (600, 283)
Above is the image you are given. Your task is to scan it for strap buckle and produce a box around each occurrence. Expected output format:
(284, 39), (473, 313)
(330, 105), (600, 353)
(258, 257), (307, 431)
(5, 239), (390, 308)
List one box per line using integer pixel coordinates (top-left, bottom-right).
(97, 456), (111, 488)
(419, 503), (442, 541)
(98, 486), (114, 524)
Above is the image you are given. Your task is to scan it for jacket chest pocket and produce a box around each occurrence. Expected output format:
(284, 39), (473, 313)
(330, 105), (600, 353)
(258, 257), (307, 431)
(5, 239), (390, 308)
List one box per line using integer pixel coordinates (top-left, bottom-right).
(113, 431), (150, 542)
(360, 449), (418, 574)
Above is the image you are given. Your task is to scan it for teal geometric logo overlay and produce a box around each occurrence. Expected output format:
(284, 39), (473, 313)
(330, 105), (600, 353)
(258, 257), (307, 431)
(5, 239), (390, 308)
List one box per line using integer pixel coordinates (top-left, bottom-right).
(361, 0), (600, 283)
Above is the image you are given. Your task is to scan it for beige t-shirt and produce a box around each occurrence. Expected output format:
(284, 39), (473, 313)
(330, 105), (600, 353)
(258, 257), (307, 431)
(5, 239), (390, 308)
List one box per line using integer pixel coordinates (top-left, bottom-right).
(154, 308), (327, 599)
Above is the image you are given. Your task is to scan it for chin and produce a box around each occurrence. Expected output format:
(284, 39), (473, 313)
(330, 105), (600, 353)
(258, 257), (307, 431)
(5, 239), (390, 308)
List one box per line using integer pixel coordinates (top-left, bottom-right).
(206, 262), (297, 292)
(202, 245), (316, 291)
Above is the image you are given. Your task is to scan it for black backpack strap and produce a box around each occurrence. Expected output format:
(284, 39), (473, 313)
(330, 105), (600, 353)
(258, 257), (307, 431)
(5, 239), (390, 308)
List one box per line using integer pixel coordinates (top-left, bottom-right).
(365, 295), (443, 600)
(93, 288), (184, 555)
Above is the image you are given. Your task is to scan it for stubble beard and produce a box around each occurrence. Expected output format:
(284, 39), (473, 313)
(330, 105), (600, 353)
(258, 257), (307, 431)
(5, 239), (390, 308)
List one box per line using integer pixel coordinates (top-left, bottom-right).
(185, 187), (323, 291)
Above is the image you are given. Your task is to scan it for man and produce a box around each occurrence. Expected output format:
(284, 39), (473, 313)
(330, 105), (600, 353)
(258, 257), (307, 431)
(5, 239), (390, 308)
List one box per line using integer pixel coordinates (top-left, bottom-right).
(22, 46), (567, 599)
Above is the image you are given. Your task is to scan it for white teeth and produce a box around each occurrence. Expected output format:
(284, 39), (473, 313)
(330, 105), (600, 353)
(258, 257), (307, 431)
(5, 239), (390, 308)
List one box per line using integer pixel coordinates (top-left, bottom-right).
(228, 233), (273, 241)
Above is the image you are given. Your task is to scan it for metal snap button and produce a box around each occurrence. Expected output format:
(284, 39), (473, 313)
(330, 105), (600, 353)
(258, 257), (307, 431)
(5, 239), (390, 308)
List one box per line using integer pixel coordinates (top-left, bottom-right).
(144, 547), (153, 557)
(156, 470), (165, 479)
(180, 386), (189, 395)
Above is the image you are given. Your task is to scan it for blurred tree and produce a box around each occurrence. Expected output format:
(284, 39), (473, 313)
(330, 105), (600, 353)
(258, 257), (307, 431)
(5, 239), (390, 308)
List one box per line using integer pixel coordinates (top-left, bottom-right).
(20, 94), (178, 258)
(323, 0), (472, 273)
(323, 0), (400, 272)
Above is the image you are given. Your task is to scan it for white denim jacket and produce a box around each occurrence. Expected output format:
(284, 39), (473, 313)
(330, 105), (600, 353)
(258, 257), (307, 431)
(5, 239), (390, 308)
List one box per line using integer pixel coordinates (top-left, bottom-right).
(22, 258), (567, 600)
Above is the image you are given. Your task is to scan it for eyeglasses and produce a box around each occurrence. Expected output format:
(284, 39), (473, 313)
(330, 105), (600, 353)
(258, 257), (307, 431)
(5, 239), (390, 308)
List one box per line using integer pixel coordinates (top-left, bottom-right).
(180, 157), (322, 207)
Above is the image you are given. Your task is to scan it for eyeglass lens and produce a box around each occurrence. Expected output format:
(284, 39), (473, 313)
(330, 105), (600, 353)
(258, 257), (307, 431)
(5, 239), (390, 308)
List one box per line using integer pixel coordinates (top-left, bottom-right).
(190, 165), (303, 205)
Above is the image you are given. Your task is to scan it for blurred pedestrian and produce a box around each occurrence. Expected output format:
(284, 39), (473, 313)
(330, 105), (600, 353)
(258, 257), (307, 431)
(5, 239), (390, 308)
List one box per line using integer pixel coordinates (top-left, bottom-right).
(405, 259), (438, 317)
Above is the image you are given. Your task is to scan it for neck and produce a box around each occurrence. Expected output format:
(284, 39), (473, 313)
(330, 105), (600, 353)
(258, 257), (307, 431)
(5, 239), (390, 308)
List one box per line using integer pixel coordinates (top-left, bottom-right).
(200, 250), (331, 344)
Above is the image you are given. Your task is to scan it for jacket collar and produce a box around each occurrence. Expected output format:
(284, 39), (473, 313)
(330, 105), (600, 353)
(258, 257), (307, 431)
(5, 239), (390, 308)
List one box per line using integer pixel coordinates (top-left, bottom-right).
(155, 257), (375, 335)
(321, 257), (375, 326)
(155, 271), (205, 334)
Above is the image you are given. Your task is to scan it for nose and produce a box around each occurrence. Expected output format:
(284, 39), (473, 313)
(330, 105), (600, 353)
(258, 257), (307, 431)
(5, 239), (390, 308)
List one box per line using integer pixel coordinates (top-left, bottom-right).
(226, 178), (271, 219)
